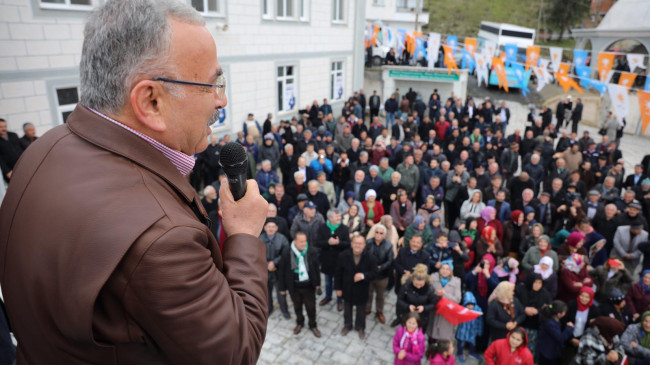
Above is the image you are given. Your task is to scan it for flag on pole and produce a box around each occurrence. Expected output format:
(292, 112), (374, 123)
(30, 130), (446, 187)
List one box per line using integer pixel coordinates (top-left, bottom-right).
(525, 46), (540, 71)
(492, 57), (508, 92)
(627, 53), (646, 71)
(639, 90), (650, 134)
(513, 63), (529, 96)
(443, 45), (459, 75)
(556, 72), (583, 94)
(446, 35), (458, 49)
(465, 37), (477, 57)
(608, 83), (629, 124)
(559, 63), (571, 74)
(504, 43), (517, 64)
(427, 32), (441, 69)
(549, 47), (562, 73)
(618, 72), (637, 90)
(477, 53), (489, 87)
(484, 40), (497, 57)
(461, 49), (476, 73)
(576, 66), (607, 95)
(598, 53), (616, 81)
(533, 67), (549, 92)
(435, 298), (482, 325)
(573, 49), (589, 68)
(396, 29), (406, 56)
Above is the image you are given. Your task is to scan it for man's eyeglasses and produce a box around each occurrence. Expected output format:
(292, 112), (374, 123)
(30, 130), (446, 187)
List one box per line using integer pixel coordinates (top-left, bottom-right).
(152, 74), (226, 98)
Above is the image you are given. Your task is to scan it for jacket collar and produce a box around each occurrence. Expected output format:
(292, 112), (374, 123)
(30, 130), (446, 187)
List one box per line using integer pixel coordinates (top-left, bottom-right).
(66, 104), (200, 206)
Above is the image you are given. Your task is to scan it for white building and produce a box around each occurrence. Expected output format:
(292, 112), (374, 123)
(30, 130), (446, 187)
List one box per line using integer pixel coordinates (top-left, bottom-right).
(0, 0), (366, 137)
(365, 0), (429, 33)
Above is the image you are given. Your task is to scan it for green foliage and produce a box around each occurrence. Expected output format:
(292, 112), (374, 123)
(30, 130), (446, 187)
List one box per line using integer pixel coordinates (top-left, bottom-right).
(545, 0), (590, 40)
(424, 0), (542, 37)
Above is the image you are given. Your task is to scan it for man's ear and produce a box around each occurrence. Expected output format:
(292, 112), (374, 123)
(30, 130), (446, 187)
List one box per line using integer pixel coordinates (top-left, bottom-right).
(130, 80), (168, 133)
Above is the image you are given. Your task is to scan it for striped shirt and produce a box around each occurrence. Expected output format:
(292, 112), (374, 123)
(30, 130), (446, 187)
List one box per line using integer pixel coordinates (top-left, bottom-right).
(88, 107), (195, 176)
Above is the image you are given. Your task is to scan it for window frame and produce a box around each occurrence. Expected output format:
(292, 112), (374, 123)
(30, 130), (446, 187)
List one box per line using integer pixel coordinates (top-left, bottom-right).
(276, 64), (298, 113)
(39, 0), (94, 11)
(332, 0), (345, 23)
(330, 61), (344, 101)
(191, 0), (226, 18)
(276, 0), (294, 20)
(262, 0), (273, 19)
(54, 85), (80, 124)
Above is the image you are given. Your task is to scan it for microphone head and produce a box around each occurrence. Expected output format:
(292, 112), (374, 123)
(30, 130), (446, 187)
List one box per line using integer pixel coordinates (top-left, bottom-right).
(219, 142), (249, 176)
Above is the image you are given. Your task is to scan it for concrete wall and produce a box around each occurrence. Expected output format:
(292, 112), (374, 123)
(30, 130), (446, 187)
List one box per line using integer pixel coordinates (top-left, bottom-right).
(381, 66), (468, 106)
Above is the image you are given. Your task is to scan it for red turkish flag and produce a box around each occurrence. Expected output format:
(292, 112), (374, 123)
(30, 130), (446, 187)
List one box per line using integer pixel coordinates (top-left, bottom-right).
(435, 297), (482, 325)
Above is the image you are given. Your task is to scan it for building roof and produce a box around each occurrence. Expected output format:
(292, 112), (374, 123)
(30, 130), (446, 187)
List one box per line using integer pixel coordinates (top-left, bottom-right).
(596, 0), (650, 31)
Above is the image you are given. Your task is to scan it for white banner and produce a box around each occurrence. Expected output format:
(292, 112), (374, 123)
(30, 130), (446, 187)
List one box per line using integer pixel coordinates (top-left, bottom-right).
(608, 83), (629, 124)
(484, 40), (497, 57)
(427, 32), (441, 69)
(627, 53), (646, 71)
(334, 74), (344, 100)
(549, 47), (562, 73)
(283, 81), (295, 111)
(533, 67), (548, 92)
(476, 52), (489, 87)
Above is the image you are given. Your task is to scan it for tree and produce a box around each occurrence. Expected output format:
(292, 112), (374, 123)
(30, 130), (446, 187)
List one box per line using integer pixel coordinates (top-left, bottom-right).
(546, 0), (590, 41)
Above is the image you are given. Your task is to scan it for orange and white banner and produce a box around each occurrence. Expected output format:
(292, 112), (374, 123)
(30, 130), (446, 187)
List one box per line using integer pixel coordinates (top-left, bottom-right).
(443, 45), (459, 75)
(549, 47), (562, 73)
(558, 63), (571, 74)
(618, 72), (637, 90)
(556, 72), (583, 94)
(492, 57), (508, 92)
(525, 45), (540, 71)
(598, 53), (616, 81)
(464, 37), (477, 57)
(608, 83), (629, 124)
(627, 53), (646, 71)
(639, 90), (650, 134)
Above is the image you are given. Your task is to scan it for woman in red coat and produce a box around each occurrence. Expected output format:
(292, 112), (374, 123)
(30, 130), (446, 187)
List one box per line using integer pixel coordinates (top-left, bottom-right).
(557, 253), (594, 303)
(362, 189), (384, 229)
(484, 327), (534, 365)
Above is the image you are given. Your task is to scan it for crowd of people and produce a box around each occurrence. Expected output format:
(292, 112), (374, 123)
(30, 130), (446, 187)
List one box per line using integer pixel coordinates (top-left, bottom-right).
(190, 87), (650, 364)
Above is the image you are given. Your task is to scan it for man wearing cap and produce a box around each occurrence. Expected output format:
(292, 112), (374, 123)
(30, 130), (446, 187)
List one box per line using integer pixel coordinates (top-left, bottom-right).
(290, 199), (325, 244)
(260, 218), (290, 319)
(616, 201), (650, 232)
(315, 209), (350, 312)
(585, 190), (605, 220)
(613, 224), (649, 273)
(614, 189), (637, 213)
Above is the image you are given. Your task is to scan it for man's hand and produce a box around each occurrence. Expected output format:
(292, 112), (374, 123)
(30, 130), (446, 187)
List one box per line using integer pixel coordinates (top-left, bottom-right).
(525, 307), (538, 316)
(409, 305), (416, 312)
(631, 341), (638, 348)
(354, 273), (364, 282)
(571, 338), (580, 347)
(219, 178), (268, 237)
(573, 282), (583, 288)
(336, 290), (343, 297)
(417, 305), (424, 313)
(506, 321), (517, 331)
(435, 289), (445, 297)
(633, 313), (640, 321)
(267, 262), (276, 271)
(280, 291), (286, 295)
(328, 237), (340, 245)
(566, 322), (574, 328)
(435, 262), (441, 269)
(606, 351), (619, 362)
(6, 170), (12, 179)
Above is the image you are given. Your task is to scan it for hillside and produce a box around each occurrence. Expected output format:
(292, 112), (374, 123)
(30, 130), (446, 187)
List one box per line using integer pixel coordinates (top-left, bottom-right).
(424, 0), (542, 38)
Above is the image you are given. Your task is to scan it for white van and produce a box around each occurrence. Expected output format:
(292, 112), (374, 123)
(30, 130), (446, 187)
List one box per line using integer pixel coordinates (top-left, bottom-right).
(478, 21), (535, 50)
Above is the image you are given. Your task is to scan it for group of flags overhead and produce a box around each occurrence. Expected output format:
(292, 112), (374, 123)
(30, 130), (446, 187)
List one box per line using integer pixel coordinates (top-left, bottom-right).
(365, 25), (650, 134)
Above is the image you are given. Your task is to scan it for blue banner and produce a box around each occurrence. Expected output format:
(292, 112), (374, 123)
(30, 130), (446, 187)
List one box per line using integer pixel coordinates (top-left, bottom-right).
(504, 43), (518, 64)
(645, 76), (650, 92)
(414, 37), (427, 61)
(396, 28), (406, 55)
(446, 35), (458, 49)
(573, 49), (589, 68)
(576, 65), (607, 94)
(461, 49), (475, 73)
(512, 63), (529, 96)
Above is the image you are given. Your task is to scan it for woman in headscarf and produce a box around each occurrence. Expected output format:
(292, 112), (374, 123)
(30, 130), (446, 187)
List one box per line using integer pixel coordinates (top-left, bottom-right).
(403, 215), (434, 248)
(342, 204), (365, 238)
(550, 229), (569, 250)
(390, 189), (414, 237)
(427, 260), (461, 343)
(521, 234), (558, 274)
(557, 231), (588, 264)
(590, 257), (634, 303)
(475, 226), (504, 263)
(519, 223), (544, 258)
(627, 270), (650, 323)
(531, 256), (558, 298)
(459, 189), (485, 222)
(416, 195), (440, 224)
(573, 316), (626, 365)
(477, 206), (503, 243)
(362, 189), (384, 230)
(621, 310), (650, 365)
(502, 210), (529, 259)
(486, 281), (526, 341)
(558, 253), (594, 303)
(515, 272), (551, 358)
(562, 287), (601, 361)
(464, 254), (498, 351)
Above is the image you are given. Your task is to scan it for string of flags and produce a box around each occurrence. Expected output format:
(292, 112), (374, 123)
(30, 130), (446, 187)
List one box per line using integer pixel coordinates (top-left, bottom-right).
(365, 25), (650, 134)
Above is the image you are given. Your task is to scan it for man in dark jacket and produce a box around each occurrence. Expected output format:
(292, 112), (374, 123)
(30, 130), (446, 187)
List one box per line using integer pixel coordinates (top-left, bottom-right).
(393, 234), (429, 296)
(314, 208), (350, 311)
(369, 90), (381, 119)
(335, 234), (378, 339)
(0, 118), (24, 182)
(260, 218), (290, 319)
(364, 224), (394, 324)
(571, 98), (583, 133)
(278, 231), (322, 337)
(384, 94), (399, 128)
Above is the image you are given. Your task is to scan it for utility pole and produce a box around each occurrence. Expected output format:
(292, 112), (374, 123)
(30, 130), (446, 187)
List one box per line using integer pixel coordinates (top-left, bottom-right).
(414, 0), (421, 31)
(537, 0), (544, 41)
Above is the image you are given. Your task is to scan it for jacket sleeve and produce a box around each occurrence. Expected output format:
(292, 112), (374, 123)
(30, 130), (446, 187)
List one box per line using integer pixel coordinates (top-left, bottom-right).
(363, 255), (379, 281)
(334, 253), (344, 291)
(393, 328), (402, 354)
(513, 299), (527, 326)
(486, 302), (507, 331)
(483, 341), (497, 365)
(380, 247), (395, 273)
(124, 229), (268, 365)
(612, 228), (627, 258)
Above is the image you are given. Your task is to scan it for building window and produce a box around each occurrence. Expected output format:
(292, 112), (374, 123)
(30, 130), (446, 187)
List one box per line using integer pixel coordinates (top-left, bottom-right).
(277, 65), (296, 112)
(372, 0), (385, 5)
(396, 0), (424, 11)
(191, 0), (224, 17)
(277, 0), (293, 19)
(332, 0), (344, 22)
(330, 61), (344, 101)
(262, 0), (272, 18)
(299, 0), (309, 21)
(56, 86), (79, 124)
(40, 0), (93, 11)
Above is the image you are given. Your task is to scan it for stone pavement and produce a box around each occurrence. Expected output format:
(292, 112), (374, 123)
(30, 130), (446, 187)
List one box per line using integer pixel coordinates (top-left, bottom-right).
(258, 99), (650, 365)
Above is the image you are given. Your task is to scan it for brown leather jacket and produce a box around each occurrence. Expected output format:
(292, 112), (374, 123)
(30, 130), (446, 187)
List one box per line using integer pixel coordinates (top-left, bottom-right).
(0, 105), (268, 364)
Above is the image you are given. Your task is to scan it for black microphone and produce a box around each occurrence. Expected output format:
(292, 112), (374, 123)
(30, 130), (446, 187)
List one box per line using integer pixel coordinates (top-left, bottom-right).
(219, 142), (248, 201)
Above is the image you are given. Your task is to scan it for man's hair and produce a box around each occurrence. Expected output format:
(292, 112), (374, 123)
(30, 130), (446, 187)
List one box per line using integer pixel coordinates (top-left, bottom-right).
(326, 208), (340, 219)
(294, 231), (307, 239)
(22, 122), (34, 130)
(80, 0), (204, 113)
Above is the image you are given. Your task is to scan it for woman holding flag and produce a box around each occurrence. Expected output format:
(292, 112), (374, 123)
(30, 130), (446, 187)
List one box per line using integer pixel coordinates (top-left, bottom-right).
(427, 260), (461, 343)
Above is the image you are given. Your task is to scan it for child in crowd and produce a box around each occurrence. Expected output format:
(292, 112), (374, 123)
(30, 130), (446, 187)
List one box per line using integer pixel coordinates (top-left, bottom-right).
(455, 292), (483, 363)
(392, 312), (426, 365)
(426, 339), (455, 365)
(484, 327), (534, 365)
(537, 300), (574, 365)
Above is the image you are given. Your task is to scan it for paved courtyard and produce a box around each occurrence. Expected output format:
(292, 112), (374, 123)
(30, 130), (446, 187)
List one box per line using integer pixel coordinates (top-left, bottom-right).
(258, 98), (649, 364)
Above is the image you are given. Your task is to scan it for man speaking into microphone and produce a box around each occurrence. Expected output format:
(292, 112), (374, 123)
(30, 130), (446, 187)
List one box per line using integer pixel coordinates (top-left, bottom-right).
(0, 0), (269, 364)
